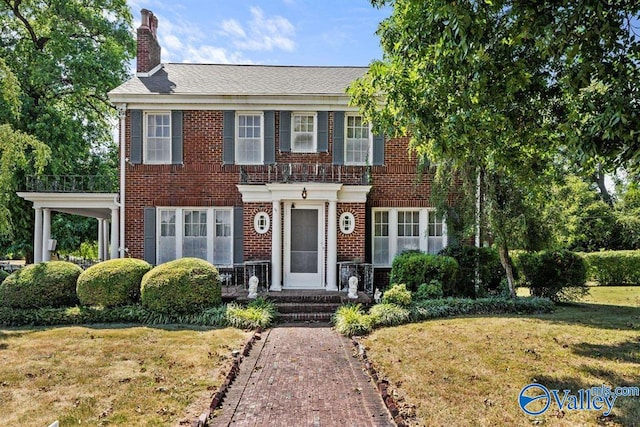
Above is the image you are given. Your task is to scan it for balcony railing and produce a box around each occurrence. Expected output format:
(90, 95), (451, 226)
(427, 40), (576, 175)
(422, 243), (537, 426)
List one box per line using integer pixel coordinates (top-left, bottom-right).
(26, 175), (118, 193)
(240, 163), (371, 185)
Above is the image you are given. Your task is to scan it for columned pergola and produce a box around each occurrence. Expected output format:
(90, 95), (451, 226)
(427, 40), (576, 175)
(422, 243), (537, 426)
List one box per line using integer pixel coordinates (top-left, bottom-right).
(17, 192), (120, 263)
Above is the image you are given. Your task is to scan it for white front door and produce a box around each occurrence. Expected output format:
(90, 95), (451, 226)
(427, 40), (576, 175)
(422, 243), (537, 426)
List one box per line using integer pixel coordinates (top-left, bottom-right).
(284, 202), (324, 288)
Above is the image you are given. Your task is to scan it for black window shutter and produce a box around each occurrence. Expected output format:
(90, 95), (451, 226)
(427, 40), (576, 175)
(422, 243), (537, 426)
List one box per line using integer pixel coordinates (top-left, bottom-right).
(171, 110), (183, 164)
(143, 207), (156, 265)
(233, 207), (244, 264)
(130, 110), (142, 164)
(332, 111), (344, 165)
(223, 111), (235, 164)
(373, 132), (385, 165)
(317, 111), (328, 152)
(279, 111), (291, 152)
(264, 111), (275, 164)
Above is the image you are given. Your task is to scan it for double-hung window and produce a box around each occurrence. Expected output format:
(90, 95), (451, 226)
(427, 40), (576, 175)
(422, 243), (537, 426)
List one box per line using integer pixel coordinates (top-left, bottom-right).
(236, 112), (263, 164)
(291, 113), (316, 152)
(145, 112), (171, 163)
(345, 114), (371, 165)
(372, 208), (447, 266)
(156, 207), (233, 265)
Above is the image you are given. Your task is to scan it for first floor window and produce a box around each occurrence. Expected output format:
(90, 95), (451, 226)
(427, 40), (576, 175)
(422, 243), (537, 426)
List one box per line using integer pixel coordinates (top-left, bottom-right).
(184, 210), (207, 260)
(145, 112), (171, 164)
(158, 210), (176, 264)
(236, 113), (263, 164)
(372, 208), (447, 266)
(156, 207), (233, 265)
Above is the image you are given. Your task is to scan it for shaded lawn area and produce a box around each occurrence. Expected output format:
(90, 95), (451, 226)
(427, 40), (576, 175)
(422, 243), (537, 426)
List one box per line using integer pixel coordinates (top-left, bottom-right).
(0, 325), (251, 426)
(363, 287), (640, 426)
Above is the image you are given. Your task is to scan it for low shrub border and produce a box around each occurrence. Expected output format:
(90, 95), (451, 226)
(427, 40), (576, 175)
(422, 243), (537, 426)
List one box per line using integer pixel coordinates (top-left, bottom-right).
(0, 304), (228, 327)
(332, 296), (555, 336)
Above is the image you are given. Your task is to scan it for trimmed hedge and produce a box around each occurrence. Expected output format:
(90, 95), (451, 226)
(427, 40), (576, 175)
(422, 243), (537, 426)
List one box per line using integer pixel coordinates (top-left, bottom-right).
(77, 258), (152, 307)
(0, 269), (8, 284)
(141, 258), (221, 314)
(515, 250), (587, 302)
(389, 251), (458, 293)
(0, 261), (82, 309)
(381, 283), (412, 306)
(580, 250), (640, 286)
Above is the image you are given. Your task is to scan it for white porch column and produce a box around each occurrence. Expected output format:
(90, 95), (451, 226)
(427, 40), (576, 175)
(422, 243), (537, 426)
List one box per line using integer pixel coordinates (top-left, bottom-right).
(42, 208), (51, 262)
(102, 220), (109, 260)
(110, 208), (119, 260)
(270, 200), (282, 291)
(326, 200), (338, 290)
(97, 219), (105, 261)
(33, 207), (43, 264)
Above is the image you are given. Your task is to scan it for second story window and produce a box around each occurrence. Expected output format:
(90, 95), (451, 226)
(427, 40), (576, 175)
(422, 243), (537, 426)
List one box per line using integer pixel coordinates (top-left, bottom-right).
(345, 115), (371, 165)
(292, 113), (316, 152)
(145, 112), (171, 164)
(236, 112), (263, 165)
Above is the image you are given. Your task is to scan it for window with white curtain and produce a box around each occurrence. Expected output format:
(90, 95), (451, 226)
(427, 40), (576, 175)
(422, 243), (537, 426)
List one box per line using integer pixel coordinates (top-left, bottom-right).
(156, 207), (233, 265)
(236, 113), (263, 164)
(345, 114), (371, 165)
(291, 113), (316, 152)
(372, 208), (447, 266)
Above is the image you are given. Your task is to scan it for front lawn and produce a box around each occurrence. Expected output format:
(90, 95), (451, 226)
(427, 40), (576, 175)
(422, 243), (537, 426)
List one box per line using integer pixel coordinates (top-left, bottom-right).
(363, 287), (640, 426)
(0, 325), (250, 426)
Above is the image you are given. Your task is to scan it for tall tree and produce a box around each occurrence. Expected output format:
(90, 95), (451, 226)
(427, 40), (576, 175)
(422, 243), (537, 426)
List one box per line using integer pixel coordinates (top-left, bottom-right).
(0, 0), (135, 257)
(350, 0), (639, 297)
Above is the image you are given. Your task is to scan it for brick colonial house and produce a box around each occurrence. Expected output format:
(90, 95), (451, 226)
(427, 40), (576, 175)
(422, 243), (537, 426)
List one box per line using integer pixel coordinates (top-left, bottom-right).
(104, 10), (448, 292)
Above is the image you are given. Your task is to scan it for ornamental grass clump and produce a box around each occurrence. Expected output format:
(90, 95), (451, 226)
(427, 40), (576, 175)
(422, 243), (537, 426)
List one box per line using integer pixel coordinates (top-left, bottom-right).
(225, 297), (277, 329)
(369, 302), (410, 327)
(332, 303), (372, 336)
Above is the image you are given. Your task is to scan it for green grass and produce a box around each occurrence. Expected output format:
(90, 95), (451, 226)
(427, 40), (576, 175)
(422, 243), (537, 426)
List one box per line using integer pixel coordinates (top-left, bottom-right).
(363, 287), (639, 426)
(0, 326), (250, 426)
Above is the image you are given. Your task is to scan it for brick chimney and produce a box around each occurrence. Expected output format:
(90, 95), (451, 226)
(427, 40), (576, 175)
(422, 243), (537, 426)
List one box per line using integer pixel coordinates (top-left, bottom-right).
(136, 9), (161, 74)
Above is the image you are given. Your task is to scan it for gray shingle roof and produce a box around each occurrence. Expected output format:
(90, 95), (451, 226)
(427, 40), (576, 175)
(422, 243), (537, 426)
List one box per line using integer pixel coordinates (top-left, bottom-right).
(110, 63), (369, 96)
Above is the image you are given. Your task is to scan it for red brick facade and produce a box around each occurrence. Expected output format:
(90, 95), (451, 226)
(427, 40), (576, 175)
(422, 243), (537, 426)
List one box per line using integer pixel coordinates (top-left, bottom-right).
(122, 109), (441, 288)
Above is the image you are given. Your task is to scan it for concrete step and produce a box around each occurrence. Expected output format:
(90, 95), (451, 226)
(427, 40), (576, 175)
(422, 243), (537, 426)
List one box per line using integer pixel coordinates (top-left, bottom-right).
(275, 302), (341, 314)
(278, 312), (333, 323)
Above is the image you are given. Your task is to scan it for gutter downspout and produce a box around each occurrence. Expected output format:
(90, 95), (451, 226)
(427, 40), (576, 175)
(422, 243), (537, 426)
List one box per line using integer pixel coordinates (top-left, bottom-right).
(118, 104), (127, 257)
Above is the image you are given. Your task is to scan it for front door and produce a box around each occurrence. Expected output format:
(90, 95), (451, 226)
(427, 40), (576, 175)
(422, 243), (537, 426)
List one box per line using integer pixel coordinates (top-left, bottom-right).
(284, 203), (324, 288)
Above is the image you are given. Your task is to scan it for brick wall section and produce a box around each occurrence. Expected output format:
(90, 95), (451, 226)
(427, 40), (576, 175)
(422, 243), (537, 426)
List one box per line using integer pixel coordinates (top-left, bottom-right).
(337, 203), (366, 262)
(243, 203), (272, 261)
(123, 110), (442, 261)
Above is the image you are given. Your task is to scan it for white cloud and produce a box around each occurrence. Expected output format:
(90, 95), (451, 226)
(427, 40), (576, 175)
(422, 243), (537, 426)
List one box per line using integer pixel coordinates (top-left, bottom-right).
(224, 7), (296, 52)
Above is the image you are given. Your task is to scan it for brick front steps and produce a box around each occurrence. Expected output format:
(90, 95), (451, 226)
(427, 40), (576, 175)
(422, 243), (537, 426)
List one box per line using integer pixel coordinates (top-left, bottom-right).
(232, 289), (373, 323)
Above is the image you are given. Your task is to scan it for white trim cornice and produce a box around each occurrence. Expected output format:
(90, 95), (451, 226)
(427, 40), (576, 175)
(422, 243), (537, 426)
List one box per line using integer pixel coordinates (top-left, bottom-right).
(236, 183), (371, 203)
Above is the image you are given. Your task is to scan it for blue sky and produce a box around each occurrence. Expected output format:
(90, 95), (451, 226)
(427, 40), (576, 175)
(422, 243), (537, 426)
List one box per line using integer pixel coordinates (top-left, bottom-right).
(127, 0), (391, 66)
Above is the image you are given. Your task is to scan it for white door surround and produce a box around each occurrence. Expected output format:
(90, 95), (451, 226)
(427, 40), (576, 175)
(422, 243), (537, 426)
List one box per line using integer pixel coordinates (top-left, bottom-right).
(237, 182), (371, 291)
(283, 202), (324, 289)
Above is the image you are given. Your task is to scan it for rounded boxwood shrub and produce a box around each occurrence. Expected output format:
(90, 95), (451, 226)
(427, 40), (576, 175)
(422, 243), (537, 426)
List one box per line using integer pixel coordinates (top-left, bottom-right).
(141, 258), (221, 314)
(77, 258), (152, 307)
(0, 269), (9, 284)
(439, 245), (505, 297)
(0, 261), (82, 308)
(389, 250), (458, 293)
(516, 250), (587, 302)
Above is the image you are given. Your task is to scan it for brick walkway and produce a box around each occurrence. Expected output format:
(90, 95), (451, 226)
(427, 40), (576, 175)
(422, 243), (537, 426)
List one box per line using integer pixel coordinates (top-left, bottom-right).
(210, 325), (394, 427)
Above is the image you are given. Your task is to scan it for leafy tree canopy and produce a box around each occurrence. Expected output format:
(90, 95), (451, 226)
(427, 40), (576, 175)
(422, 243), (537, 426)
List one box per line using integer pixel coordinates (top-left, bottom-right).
(0, 0), (135, 256)
(349, 0), (639, 296)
